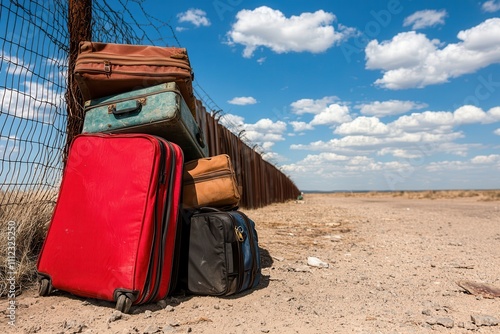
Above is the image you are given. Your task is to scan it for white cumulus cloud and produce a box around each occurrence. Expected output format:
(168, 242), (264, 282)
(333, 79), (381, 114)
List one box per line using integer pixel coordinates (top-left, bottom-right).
(245, 118), (287, 133)
(243, 118), (287, 148)
(377, 148), (424, 159)
(219, 113), (244, 126)
(365, 31), (439, 71)
(365, 18), (500, 89)
(357, 100), (428, 117)
(290, 136), (385, 152)
(482, 0), (500, 12)
(290, 121), (314, 132)
(390, 111), (454, 131)
(403, 9), (447, 30)
(288, 102), (500, 163)
(453, 105), (489, 124)
(227, 6), (351, 58)
(310, 104), (352, 126)
(219, 115), (288, 150)
(302, 152), (350, 164)
(177, 9), (211, 27)
(489, 107), (500, 120)
(471, 154), (500, 164)
(1, 83), (61, 124)
(334, 116), (390, 136)
(227, 96), (257, 105)
(389, 105), (500, 132)
(291, 96), (339, 115)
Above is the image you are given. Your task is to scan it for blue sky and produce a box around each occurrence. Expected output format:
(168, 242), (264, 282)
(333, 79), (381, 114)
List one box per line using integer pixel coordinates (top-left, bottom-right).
(163, 0), (500, 191)
(4, 0), (499, 192)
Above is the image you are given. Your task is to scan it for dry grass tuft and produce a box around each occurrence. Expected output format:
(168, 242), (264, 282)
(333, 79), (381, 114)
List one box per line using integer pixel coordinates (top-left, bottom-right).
(480, 190), (500, 201)
(0, 191), (56, 297)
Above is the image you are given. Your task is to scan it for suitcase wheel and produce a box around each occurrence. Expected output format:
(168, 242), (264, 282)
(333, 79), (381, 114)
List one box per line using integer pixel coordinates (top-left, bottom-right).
(38, 278), (53, 296)
(115, 294), (133, 314)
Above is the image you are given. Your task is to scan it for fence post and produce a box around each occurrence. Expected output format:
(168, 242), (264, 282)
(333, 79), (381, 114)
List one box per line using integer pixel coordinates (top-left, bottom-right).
(65, 0), (92, 162)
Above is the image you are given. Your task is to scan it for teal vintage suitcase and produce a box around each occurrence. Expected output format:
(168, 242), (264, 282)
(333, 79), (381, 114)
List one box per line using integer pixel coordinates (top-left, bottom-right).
(82, 82), (208, 161)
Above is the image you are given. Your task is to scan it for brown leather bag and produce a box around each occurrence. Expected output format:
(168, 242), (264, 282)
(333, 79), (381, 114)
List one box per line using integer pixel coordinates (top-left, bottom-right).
(182, 154), (241, 209)
(74, 41), (196, 116)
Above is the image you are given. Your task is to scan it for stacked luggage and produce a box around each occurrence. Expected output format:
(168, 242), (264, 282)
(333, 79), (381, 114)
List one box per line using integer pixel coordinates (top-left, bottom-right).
(36, 42), (261, 313)
(180, 155), (260, 296)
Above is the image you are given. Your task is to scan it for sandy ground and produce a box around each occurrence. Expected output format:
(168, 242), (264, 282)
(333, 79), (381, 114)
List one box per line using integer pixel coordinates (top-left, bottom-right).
(2, 193), (500, 334)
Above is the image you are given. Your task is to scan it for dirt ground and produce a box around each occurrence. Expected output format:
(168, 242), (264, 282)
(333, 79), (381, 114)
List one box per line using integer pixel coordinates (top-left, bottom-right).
(2, 192), (500, 334)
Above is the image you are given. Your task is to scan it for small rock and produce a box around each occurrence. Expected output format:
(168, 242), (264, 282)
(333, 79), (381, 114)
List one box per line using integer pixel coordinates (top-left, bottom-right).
(26, 325), (41, 333)
(464, 322), (478, 331)
(421, 322), (432, 329)
(307, 256), (329, 268)
(62, 320), (75, 329)
(471, 314), (499, 326)
(169, 321), (181, 327)
(436, 318), (454, 328)
(165, 305), (175, 312)
(62, 320), (87, 333)
(144, 310), (153, 318)
(108, 311), (123, 323)
(119, 328), (138, 334)
(422, 309), (432, 316)
(330, 235), (342, 242)
(142, 324), (161, 334)
(213, 305), (220, 310)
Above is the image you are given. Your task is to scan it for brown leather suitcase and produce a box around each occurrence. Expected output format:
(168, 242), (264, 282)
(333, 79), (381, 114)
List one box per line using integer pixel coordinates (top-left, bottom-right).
(182, 154), (241, 209)
(74, 41), (196, 116)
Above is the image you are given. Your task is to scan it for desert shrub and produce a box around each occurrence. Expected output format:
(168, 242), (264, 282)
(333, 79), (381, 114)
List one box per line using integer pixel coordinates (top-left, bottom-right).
(0, 192), (56, 297)
(480, 190), (500, 201)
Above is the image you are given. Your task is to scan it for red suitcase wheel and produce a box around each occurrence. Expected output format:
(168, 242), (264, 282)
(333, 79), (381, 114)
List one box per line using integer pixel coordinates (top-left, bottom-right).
(38, 278), (53, 296)
(115, 294), (132, 314)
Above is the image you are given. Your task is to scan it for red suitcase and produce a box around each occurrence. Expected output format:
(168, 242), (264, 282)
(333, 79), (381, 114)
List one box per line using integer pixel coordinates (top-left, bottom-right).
(37, 133), (183, 313)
